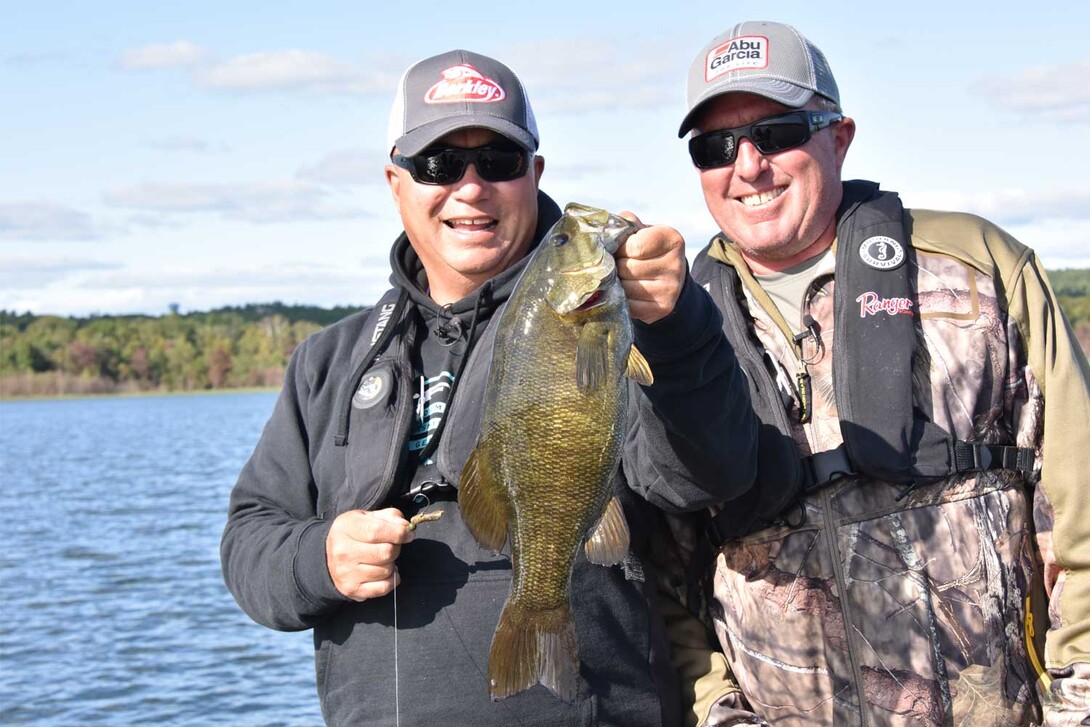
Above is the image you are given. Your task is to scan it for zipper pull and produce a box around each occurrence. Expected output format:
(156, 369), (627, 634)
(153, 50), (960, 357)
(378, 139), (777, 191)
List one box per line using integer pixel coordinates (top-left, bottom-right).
(796, 367), (812, 423)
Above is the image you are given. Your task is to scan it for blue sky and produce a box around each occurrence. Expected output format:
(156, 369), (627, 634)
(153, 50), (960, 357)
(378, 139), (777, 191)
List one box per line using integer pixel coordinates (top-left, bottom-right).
(3, 1), (1088, 317)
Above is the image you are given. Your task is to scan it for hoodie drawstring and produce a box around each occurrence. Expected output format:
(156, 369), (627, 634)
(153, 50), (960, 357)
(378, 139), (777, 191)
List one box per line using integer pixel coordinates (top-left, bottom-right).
(416, 281), (490, 463)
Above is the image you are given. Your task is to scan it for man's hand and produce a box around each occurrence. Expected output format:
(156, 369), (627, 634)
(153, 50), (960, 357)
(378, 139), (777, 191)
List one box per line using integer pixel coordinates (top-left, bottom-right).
(326, 508), (414, 601)
(616, 212), (688, 324)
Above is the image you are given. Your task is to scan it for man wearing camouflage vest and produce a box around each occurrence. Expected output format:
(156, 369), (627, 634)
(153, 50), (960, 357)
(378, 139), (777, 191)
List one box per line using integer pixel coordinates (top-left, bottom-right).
(671, 19), (1090, 726)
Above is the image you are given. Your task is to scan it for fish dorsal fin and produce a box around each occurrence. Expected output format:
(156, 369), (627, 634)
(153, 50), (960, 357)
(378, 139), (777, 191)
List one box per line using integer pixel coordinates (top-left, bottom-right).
(458, 442), (509, 553)
(584, 496), (630, 566)
(625, 346), (653, 386)
(575, 322), (610, 393)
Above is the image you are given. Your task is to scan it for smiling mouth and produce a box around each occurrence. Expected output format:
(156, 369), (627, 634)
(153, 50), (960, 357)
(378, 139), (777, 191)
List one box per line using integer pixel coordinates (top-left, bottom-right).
(445, 217), (498, 231)
(738, 186), (786, 207)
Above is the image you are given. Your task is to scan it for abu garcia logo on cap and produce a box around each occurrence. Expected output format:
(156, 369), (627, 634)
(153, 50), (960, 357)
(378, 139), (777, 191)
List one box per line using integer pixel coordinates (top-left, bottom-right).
(425, 64), (506, 104)
(706, 35), (768, 80)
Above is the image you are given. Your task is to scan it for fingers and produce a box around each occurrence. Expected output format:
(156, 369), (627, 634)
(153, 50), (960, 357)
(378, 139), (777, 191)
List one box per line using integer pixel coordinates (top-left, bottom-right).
(617, 210), (645, 229)
(326, 508), (414, 602)
(343, 568), (401, 602)
(615, 221), (687, 324)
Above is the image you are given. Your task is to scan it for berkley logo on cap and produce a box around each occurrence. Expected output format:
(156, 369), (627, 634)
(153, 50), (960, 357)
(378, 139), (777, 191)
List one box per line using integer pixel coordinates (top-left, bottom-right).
(424, 64), (507, 104)
(706, 35), (768, 82)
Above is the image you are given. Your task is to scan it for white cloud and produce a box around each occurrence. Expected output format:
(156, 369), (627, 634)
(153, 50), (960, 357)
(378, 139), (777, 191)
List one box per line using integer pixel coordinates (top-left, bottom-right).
(102, 181), (368, 223)
(0, 201), (99, 241)
(120, 41), (212, 70)
(109, 38), (682, 107)
(502, 38), (682, 112)
(296, 150), (387, 186)
(1, 262), (391, 317)
(975, 58), (1090, 122)
(198, 50), (391, 93)
(0, 256), (120, 288)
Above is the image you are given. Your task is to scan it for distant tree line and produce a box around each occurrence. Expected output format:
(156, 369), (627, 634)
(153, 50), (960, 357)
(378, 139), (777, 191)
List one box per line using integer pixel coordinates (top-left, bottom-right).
(1, 271), (1088, 399)
(0, 303), (362, 398)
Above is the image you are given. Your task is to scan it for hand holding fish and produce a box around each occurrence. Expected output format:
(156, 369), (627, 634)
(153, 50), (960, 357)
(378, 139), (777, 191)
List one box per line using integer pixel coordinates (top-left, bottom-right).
(615, 212), (687, 325)
(325, 508), (415, 601)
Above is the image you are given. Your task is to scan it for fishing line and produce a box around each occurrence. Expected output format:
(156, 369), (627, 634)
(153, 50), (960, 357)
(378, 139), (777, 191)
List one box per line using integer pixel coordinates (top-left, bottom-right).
(393, 581), (401, 727)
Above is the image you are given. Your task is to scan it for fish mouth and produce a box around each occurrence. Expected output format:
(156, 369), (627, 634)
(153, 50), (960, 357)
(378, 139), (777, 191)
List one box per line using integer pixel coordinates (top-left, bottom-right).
(575, 290), (604, 311)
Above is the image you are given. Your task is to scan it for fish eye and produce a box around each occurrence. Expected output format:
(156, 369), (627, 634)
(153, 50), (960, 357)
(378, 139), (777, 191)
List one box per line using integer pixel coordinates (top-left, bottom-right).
(552, 233), (569, 246)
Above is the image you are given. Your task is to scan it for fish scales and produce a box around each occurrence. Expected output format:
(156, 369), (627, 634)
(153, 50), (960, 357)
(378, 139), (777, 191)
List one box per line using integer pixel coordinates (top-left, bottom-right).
(460, 203), (653, 703)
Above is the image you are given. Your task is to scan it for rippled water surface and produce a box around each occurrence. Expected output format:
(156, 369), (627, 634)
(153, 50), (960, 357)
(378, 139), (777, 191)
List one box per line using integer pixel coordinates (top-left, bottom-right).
(1, 392), (323, 725)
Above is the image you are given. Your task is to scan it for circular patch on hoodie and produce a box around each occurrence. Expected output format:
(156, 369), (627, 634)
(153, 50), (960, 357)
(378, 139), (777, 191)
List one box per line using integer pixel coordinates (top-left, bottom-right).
(352, 366), (392, 409)
(859, 236), (905, 270)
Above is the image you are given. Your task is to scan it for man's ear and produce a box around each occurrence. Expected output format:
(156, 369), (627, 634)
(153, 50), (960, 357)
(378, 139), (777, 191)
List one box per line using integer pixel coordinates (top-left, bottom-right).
(531, 154), (545, 186)
(386, 164), (402, 205)
(833, 116), (856, 169)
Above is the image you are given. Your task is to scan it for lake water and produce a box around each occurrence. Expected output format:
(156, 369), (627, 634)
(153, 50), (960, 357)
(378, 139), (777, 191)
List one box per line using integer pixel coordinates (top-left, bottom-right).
(0, 392), (324, 725)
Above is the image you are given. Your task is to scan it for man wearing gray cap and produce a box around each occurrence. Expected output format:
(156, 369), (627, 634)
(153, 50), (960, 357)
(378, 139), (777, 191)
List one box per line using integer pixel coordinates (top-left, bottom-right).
(673, 19), (1090, 727)
(221, 49), (758, 725)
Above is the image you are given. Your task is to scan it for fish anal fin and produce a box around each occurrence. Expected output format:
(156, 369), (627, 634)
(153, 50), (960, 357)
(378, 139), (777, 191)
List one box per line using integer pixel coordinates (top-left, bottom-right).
(459, 444), (509, 553)
(584, 496), (630, 566)
(575, 322), (610, 393)
(625, 345), (653, 386)
(488, 601), (579, 703)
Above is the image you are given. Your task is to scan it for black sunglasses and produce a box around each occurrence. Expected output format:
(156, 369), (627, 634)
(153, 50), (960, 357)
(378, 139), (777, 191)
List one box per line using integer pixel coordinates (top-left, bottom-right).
(688, 110), (843, 169)
(390, 144), (531, 185)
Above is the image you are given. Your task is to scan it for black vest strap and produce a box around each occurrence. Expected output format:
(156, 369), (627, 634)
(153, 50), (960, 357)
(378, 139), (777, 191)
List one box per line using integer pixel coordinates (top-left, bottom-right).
(832, 181), (1034, 483)
(333, 287), (409, 447)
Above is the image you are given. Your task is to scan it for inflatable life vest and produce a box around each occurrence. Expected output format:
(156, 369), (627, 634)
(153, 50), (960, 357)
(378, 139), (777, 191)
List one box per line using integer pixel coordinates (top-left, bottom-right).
(701, 181), (1034, 542)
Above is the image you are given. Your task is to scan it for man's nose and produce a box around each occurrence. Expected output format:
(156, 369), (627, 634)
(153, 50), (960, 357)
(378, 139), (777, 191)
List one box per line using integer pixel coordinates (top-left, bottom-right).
(452, 161), (488, 198)
(732, 138), (769, 180)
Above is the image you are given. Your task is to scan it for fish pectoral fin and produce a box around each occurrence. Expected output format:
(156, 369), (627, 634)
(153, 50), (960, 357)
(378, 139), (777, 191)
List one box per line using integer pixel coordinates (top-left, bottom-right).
(575, 322), (611, 393)
(489, 601), (579, 703)
(458, 444), (509, 553)
(584, 496), (630, 566)
(625, 345), (653, 386)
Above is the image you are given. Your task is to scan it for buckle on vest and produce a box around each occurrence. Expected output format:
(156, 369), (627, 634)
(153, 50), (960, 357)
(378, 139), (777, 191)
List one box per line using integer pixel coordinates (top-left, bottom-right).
(972, 443), (992, 470)
(802, 445), (857, 494)
(953, 441), (1036, 474)
(402, 478), (455, 504)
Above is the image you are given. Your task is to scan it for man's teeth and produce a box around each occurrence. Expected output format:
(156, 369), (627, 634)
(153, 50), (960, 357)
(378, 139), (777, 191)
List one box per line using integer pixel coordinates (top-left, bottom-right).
(740, 188), (785, 207)
(448, 218), (493, 227)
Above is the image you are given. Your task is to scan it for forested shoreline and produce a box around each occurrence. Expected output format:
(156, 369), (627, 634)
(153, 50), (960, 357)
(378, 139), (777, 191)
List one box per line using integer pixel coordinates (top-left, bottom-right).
(3, 269), (1089, 400)
(0, 302), (362, 398)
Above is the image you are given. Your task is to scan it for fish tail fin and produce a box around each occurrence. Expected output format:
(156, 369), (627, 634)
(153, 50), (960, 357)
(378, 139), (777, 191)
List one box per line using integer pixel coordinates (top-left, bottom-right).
(488, 602), (579, 703)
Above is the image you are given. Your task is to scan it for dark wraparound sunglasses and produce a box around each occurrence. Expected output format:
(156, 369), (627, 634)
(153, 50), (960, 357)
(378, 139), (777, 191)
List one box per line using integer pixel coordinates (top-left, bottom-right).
(391, 144), (531, 185)
(688, 110), (843, 169)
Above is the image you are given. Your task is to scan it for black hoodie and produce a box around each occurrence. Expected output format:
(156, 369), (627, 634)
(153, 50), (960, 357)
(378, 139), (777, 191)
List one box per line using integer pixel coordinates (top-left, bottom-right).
(221, 191), (757, 726)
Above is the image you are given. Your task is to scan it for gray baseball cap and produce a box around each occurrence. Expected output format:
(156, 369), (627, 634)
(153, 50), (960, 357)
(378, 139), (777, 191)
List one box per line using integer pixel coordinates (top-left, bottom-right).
(678, 21), (840, 137)
(387, 49), (539, 156)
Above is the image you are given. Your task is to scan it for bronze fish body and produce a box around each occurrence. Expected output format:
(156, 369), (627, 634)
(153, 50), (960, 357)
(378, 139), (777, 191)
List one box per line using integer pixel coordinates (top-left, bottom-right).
(459, 203), (654, 702)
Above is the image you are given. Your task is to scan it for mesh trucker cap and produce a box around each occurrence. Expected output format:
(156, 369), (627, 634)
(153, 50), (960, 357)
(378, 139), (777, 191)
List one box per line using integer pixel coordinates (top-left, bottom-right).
(387, 49), (539, 156)
(678, 21), (840, 137)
